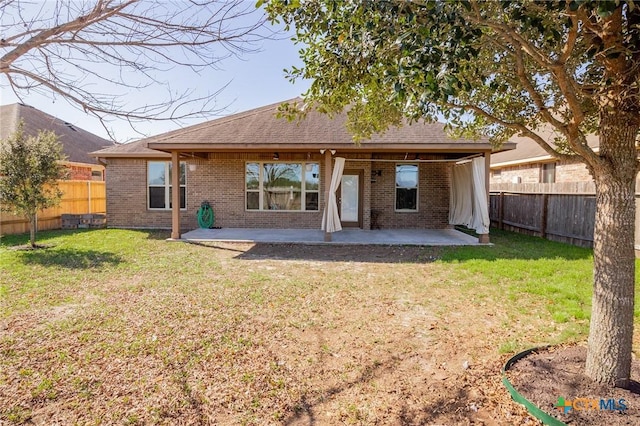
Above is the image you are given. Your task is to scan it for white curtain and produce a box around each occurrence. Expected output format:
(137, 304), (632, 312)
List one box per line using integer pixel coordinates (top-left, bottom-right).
(449, 162), (473, 226)
(471, 157), (490, 234)
(321, 157), (345, 233)
(449, 157), (490, 235)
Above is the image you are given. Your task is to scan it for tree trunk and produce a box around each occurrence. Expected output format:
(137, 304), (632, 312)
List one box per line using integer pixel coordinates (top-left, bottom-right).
(29, 214), (36, 248)
(585, 112), (638, 388)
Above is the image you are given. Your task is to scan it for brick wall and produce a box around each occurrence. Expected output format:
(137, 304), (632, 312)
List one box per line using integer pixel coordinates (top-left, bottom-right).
(193, 156), (324, 228)
(67, 164), (93, 180)
(106, 153), (453, 231)
(555, 161), (593, 182)
(370, 155), (451, 229)
(106, 155), (323, 230)
(492, 160), (594, 185)
(492, 163), (540, 184)
(106, 158), (195, 229)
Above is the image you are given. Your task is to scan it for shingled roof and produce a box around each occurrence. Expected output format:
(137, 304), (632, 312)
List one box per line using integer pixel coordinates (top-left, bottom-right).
(93, 99), (513, 158)
(0, 103), (115, 165)
(491, 128), (599, 167)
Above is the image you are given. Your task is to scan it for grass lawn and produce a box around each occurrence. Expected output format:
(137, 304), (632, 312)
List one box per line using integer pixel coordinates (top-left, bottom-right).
(1, 228), (639, 424)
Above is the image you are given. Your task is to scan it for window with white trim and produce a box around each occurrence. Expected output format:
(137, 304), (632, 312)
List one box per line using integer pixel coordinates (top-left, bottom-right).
(246, 162), (319, 211)
(396, 164), (418, 211)
(541, 163), (556, 183)
(148, 161), (186, 209)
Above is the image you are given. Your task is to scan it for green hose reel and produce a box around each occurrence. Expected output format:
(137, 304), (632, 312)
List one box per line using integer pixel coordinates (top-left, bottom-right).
(197, 201), (215, 228)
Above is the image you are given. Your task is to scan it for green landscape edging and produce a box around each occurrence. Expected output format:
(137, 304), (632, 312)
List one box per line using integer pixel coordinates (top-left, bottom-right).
(502, 347), (567, 426)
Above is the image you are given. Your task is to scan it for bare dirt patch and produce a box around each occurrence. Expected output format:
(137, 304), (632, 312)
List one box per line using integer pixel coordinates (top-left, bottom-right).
(3, 238), (636, 425)
(236, 243), (442, 263)
(506, 344), (640, 425)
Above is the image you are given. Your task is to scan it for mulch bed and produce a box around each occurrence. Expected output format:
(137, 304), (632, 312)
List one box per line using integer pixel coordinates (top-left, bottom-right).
(506, 344), (640, 425)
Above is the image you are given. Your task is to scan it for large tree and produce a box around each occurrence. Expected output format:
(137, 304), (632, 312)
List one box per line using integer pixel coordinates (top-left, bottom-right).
(0, 123), (68, 247)
(0, 0), (266, 139)
(265, 0), (640, 386)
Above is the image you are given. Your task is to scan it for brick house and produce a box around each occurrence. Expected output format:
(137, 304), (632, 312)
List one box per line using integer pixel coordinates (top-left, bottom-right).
(93, 100), (513, 241)
(0, 103), (114, 180)
(490, 129), (600, 187)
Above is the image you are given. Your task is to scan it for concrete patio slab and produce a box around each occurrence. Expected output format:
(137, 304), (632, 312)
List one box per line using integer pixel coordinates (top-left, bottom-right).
(180, 228), (484, 246)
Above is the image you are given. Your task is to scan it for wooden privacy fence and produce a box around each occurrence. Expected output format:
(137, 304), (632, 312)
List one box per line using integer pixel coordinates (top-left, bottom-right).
(0, 180), (106, 236)
(490, 189), (640, 249)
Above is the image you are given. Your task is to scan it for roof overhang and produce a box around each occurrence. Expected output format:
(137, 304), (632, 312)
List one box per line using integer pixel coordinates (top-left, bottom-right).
(92, 141), (515, 159)
(92, 151), (171, 159)
(147, 142), (514, 154)
(491, 154), (555, 168)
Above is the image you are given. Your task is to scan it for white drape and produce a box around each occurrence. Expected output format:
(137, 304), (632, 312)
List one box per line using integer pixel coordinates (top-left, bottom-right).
(449, 161), (473, 226)
(449, 157), (490, 234)
(471, 157), (490, 234)
(321, 157), (345, 233)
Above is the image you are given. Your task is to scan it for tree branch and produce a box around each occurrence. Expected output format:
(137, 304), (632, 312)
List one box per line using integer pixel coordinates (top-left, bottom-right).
(448, 101), (587, 163)
(0, 0), (268, 140)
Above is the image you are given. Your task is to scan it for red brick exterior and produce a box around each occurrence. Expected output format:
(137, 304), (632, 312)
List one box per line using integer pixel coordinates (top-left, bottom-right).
(369, 155), (452, 229)
(64, 163), (105, 181)
(491, 160), (593, 184)
(105, 153), (453, 231)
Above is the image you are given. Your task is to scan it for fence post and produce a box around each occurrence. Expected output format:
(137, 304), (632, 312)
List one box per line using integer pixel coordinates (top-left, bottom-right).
(499, 192), (504, 230)
(541, 193), (549, 239)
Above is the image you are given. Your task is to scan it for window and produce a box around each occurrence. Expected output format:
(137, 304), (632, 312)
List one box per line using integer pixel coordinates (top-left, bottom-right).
(91, 170), (103, 181)
(396, 164), (418, 211)
(541, 163), (556, 183)
(148, 161), (186, 209)
(246, 162), (319, 211)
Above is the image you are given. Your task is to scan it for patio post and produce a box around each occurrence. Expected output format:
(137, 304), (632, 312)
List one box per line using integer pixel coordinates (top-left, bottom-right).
(171, 150), (181, 240)
(478, 151), (491, 244)
(324, 149), (333, 242)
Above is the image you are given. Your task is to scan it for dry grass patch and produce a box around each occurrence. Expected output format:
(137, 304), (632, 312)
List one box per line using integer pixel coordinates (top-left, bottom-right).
(1, 229), (636, 424)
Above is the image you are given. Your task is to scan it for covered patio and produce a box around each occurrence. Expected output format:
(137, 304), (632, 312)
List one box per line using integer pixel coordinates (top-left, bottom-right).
(180, 227), (484, 246)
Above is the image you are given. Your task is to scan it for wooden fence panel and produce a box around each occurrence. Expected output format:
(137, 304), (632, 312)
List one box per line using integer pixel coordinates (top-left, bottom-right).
(500, 192), (544, 234)
(0, 180), (105, 236)
(490, 189), (638, 249)
(545, 194), (596, 247)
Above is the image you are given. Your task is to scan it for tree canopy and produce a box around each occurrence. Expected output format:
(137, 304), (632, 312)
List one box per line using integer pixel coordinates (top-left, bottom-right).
(0, 123), (68, 247)
(266, 0), (640, 387)
(268, 1), (638, 165)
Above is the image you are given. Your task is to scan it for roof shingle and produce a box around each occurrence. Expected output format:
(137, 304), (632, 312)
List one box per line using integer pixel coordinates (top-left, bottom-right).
(0, 103), (115, 165)
(93, 99), (508, 157)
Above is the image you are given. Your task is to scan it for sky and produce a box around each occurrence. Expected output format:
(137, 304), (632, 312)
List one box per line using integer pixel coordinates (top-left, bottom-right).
(0, 3), (311, 143)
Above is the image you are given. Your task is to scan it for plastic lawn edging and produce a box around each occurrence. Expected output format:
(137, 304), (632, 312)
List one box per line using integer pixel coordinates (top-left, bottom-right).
(502, 347), (567, 426)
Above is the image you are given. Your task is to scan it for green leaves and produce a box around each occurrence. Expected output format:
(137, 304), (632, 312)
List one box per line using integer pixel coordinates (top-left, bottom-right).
(0, 122), (67, 220)
(266, 0), (637, 147)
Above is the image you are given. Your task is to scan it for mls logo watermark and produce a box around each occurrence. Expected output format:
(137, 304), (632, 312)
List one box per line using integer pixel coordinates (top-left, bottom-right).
(555, 396), (628, 413)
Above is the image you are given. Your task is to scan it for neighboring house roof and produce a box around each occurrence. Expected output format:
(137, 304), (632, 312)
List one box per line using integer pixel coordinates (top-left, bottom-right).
(93, 99), (515, 158)
(491, 128), (599, 168)
(0, 103), (116, 165)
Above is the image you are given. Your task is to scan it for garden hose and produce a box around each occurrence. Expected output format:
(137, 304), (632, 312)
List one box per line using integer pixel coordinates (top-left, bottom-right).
(197, 201), (215, 228)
